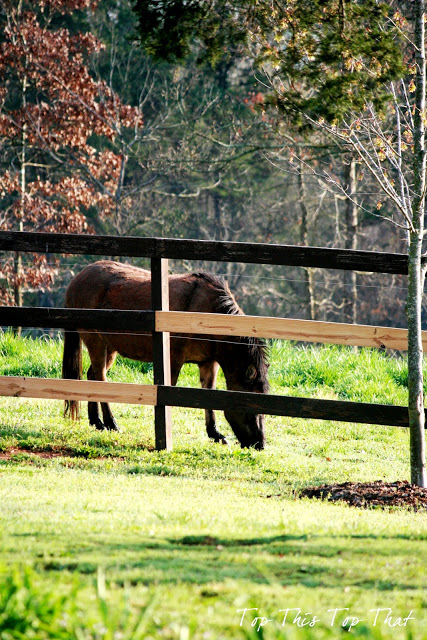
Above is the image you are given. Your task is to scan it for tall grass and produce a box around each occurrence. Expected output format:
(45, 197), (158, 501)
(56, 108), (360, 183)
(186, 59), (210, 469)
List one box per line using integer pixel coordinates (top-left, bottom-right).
(269, 341), (411, 404)
(0, 332), (152, 381)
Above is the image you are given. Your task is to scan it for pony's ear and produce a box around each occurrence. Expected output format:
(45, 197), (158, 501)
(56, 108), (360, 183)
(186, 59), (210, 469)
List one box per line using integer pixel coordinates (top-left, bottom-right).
(245, 364), (258, 382)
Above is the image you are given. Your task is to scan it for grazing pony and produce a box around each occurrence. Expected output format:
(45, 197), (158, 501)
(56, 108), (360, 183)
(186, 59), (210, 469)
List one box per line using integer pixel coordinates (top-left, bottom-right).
(62, 261), (269, 449)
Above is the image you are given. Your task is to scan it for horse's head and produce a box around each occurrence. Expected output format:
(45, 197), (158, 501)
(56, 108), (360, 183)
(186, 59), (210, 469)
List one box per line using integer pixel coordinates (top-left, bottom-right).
(224, 409), (266, 450)
(220, 338), (269, 450)
(197, 273), (269, 449)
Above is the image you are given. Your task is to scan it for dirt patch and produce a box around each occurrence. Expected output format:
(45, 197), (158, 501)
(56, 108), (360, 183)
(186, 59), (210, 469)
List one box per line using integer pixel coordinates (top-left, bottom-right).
(0, 447), (75, 460)
(300, 480), (427, 511)
(0, 447), (124, 461)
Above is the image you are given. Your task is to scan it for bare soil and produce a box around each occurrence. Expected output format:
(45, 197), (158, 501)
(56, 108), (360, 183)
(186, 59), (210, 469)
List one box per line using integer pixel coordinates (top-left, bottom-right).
(0, 447), (72, 460)
(0, 447), (125, 461)
(300, 480), (427, 511)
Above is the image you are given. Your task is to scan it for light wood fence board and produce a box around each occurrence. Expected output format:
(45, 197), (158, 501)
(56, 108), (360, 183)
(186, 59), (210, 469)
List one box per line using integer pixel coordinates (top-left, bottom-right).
(156, 311), (425, 351)
(0, 377), (157, 405)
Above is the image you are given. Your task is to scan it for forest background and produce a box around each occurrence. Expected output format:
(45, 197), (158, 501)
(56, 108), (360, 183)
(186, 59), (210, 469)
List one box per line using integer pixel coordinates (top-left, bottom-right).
(0, 0), (414, 328)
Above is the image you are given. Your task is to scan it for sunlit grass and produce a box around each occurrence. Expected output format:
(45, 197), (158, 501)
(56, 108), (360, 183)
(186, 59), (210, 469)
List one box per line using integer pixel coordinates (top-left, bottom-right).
(0, 332), (424, 639)
(269, 341), (411, 404)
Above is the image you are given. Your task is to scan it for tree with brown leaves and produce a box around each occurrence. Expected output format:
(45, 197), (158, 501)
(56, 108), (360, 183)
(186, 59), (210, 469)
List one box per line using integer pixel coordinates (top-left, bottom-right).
(0, 0), (142, 306)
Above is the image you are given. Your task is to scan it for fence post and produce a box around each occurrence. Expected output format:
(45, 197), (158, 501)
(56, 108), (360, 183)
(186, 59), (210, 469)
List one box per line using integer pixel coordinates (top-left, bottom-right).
(151, 257), (172, 450)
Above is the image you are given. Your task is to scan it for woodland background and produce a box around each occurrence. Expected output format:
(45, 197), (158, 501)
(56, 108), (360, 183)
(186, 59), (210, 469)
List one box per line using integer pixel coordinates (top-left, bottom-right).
(0, 0), (413, 327)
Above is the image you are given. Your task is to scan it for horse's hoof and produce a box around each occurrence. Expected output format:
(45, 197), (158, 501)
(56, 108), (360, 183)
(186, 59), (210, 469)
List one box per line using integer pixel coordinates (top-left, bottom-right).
(89, 418), (105, 430)
(105, 422), (120, 432)
(208, 429), (228, 446)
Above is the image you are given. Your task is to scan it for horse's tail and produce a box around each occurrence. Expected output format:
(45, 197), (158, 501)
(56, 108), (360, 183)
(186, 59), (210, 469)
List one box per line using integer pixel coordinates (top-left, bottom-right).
(62, 330), (82, 421)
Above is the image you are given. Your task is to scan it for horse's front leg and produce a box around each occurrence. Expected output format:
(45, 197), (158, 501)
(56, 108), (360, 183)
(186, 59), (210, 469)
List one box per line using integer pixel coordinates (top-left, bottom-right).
(86, 342), (119, 432)
(199, 362), (228, 445)
(100, 349), (119, 431)
(170, 359), (183, 386)
(100, 402), (119, 431)
(87, 365), (105, 430)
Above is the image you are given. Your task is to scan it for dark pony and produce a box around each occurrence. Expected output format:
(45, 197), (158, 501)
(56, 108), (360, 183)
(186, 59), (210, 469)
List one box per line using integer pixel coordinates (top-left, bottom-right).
(62, 261), (269, 449)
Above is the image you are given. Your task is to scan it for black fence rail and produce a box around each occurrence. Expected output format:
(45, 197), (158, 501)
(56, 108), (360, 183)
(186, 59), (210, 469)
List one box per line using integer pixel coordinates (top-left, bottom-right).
(0, 230), (411, 272)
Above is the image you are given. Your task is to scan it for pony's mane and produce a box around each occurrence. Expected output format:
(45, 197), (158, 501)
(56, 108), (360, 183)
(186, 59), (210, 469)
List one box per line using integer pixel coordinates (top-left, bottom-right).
(192, 272), (269, 372)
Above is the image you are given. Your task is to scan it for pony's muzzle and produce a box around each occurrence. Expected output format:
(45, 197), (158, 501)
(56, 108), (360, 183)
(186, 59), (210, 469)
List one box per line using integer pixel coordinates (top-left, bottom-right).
(224, 410), (265, 450)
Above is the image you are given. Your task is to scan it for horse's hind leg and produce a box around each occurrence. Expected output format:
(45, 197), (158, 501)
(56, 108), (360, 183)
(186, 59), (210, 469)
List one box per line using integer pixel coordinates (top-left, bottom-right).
(100, 349), (119, 431)
(85, 336), (119, 431)
(199, 362), (228, 445)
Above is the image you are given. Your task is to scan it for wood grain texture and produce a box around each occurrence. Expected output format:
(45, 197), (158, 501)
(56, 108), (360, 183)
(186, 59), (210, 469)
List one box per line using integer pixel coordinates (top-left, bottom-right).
(0, 377), (157, 405)
(0, 230), (410, 272)
(156, 311), (424, 351)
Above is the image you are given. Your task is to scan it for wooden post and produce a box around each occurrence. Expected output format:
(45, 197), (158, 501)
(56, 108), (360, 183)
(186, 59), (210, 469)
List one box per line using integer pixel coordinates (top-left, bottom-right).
(151, 257), (172, 450)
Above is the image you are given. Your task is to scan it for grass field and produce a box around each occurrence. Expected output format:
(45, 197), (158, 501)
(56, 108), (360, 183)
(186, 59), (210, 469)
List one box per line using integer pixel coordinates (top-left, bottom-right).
(0, 332), (425, 639)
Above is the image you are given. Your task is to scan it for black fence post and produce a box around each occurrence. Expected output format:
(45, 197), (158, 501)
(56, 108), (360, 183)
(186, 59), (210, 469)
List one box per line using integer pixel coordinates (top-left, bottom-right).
(151, 257), (172, 450)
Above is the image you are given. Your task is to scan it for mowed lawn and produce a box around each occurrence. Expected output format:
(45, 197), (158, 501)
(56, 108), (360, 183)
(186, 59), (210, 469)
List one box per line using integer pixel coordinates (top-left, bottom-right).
(0, 333), (425, 639)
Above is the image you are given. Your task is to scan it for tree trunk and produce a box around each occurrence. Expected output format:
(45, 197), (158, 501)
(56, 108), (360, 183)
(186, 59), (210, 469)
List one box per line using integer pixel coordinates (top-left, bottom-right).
(343, 158), (358, 324)
(14, 65), (27, 336)
(407, 232), (426, 486)
(407, 0), (426, 487)
(213, 192), (222, 240)
(297, 160), (316, 320)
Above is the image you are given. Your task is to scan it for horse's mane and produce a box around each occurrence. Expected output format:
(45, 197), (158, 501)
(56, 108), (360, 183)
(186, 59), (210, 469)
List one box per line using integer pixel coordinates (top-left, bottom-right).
(192, 272), (269, 372)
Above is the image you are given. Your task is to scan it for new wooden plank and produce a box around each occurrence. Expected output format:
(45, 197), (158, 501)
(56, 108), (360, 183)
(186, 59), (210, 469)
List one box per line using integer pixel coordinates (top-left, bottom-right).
(0, 376), (157, 405)
(156, 311), (424, 351)
(157, 386), (418, 428)
(0, 306), (155, 331)
(151, 258), (172, 450)
(0, 230), (410, 273)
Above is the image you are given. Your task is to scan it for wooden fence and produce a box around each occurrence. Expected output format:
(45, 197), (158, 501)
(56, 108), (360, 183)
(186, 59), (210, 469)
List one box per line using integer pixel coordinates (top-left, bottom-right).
(0, 230), (424, 451)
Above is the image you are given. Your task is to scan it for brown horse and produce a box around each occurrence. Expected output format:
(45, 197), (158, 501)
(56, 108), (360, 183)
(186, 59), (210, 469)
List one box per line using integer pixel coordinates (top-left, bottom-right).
(62, 260), (269, 449)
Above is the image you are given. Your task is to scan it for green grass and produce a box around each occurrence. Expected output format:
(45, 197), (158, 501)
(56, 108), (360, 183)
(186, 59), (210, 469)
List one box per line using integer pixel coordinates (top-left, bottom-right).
(0, 332), (425, 639)
(270, 341), (411, 404)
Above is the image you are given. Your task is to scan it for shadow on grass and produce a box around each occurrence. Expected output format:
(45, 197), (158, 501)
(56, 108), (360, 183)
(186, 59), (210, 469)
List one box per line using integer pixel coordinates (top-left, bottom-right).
(34, 550), (418, 592)
(36, 554), (330, 588)
(0, 424), (48, 442)
(0, 422), (154, 458)
(23, 533), (423, 592)
(173, 532), (423, 547)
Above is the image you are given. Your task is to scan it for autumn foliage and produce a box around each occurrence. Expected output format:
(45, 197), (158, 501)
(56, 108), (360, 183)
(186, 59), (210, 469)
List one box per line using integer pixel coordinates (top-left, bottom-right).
(0, 0), (142, 304)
